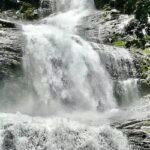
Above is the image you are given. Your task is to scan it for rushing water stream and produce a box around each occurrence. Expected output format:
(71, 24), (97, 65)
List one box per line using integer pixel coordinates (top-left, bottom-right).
(0, 0), (143, 149)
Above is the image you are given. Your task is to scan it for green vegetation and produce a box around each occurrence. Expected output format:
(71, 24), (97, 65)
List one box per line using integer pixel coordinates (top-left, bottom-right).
(0, 0), (40, 20)
(144, 121), (150, 126)
(20, 2), (35, 20)
(112, 40), (126, 47)
(95, 0), (150, 50)
(94, 0), (150, 23)
(135, 0), (150, 24)
(21, 0), (40, 8)
(145, 35), (150, 42)
(144, 48), (150, 56)
(140, 59), (150, 79)
(103, 4), (111, 11)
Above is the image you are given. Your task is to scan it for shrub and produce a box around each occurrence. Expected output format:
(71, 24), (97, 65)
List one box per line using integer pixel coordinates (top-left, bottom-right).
(20, 2), (35, 20)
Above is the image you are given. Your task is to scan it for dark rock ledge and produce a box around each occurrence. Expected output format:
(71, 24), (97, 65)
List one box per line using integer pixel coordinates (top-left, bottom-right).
(113, 119), (150, 150)
(0, 19), (17, 28)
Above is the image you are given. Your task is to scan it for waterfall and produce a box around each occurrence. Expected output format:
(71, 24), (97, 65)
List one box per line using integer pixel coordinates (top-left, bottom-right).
(0, 0), (137, 149)
(22, 0), (117, 114)
(94, 44), (140, 105)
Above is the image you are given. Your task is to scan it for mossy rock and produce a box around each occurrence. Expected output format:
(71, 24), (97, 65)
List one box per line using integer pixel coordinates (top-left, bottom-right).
(139, 79), (150, 96)
(103, 4), (112, 11)
(144, 121), (150, 126)
(144, 48), (150, 56)
(19, 2), (36, 20)
(140, 59), (150, 79)
(112, 40), (126, 47)
(20, 3), (32, 13)
(23, 8), (34, 19)
(144, 35), (150, 42)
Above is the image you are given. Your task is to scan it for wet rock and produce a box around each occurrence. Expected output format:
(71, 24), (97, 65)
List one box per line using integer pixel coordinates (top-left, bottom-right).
(145, 43), (150, 48)
(80, 10), (133, 44)
(0, 19), (16, 28)
(39, 0), (56, 18)
(80, 10), (149, 96)
(113, 119), (150, 150)
(41, 0), (51, 9)
(2, 130), (16, 150)
(0, 21), (23, 81)
(90, 43), (136, 80)
(138, 79), (150, 96)
(110, 9), (120, 20)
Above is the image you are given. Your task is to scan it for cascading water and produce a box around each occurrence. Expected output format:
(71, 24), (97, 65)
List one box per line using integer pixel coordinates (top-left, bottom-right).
(94, 44), (140, 105)
(0, 0), (136, 149)
(22, 0), (116, 114)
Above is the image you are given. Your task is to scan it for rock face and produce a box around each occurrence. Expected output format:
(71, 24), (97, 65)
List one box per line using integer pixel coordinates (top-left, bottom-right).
(80, 10), (133, 48)
(113, 119), (150, 150)
(79, 11), (134, 80)
(0, 20), (23, 81)
(0, 19), (16, 28)
(80, 10), (138, 104)
(80, 9), (150, 96)
(39, 0), (56, 18)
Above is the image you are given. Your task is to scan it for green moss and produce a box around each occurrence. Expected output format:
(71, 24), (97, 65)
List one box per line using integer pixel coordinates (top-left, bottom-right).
(144, 48), (150, 56)
(20, 3), (31, 13)
(144, 35), (150, 41)
(20, 2), (35, 20)
(24, 7), (34, 19)
(144, 121), (150, 126)
(112, 40), (126, 47)
(145, 129), (150, 134)
(144, 123), (150, 133)
(103, 4), (111, 11)
(140, 59), (150, 79)
(140, 60), (148, 71)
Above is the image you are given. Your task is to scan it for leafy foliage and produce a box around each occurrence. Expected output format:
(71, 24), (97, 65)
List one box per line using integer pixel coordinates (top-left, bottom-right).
(20, 2), (35, 20)
(94, 0), (150, 23)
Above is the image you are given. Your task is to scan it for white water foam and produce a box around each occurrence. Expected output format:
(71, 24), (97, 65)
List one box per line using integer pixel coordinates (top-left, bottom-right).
(0, 113), (130, 150)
